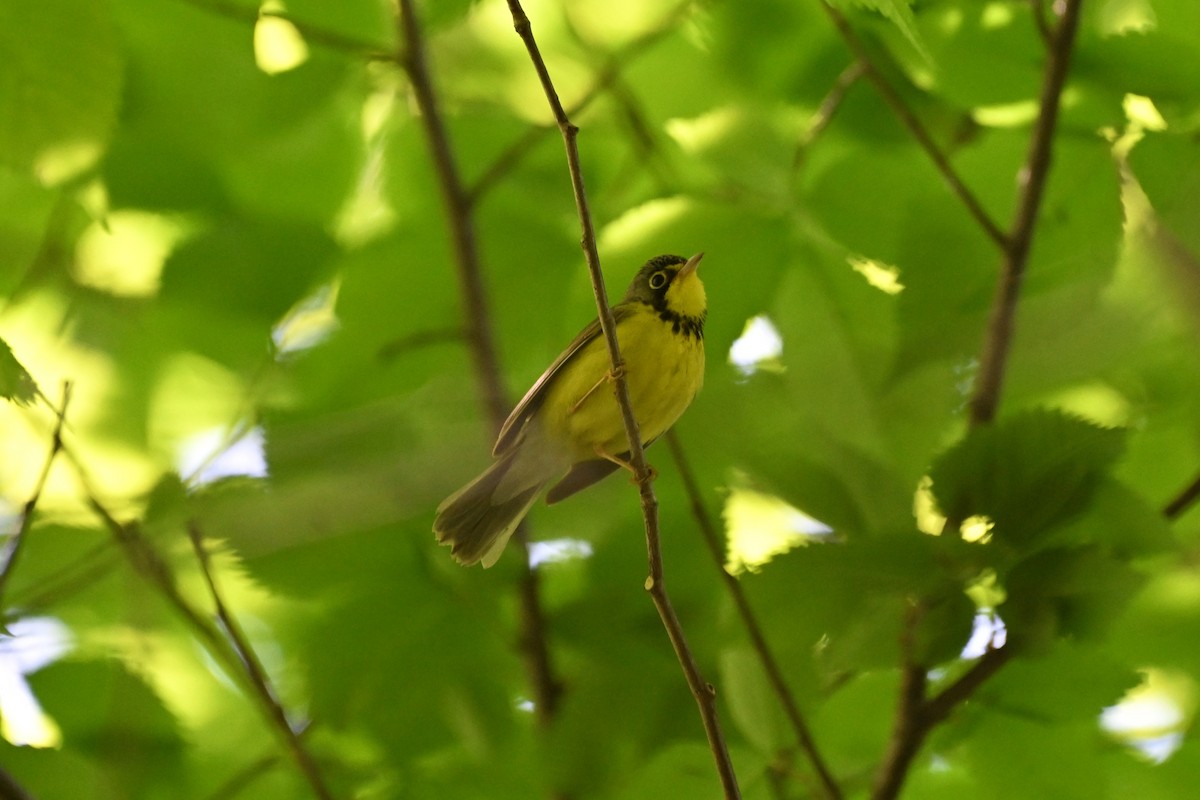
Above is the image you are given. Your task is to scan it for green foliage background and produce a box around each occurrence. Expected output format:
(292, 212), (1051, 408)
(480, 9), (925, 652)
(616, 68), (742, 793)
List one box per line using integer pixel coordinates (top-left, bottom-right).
(2, 0), (1199, 798)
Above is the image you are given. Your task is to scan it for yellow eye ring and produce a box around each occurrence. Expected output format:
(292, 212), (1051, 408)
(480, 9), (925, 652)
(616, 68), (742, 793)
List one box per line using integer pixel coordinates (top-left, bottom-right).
(649, 271), (668, 290)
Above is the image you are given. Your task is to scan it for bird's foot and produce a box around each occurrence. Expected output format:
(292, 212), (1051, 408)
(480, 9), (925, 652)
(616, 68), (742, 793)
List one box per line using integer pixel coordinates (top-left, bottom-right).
(593, 446), (656, 484)
(569, 364), (626, 415)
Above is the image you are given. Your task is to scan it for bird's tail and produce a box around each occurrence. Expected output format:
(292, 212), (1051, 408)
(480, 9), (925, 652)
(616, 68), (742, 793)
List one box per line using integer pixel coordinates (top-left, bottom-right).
(433, 452), (544, 568)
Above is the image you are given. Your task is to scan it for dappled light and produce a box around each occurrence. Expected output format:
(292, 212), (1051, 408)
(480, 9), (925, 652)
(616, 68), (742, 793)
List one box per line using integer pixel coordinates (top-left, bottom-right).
(1102, 669), (1196, 763)
(728, 314), (783, 376)
(2, 0), (1200, 797)
(723, 487), (831, 573)
(254, 2), (309, 75)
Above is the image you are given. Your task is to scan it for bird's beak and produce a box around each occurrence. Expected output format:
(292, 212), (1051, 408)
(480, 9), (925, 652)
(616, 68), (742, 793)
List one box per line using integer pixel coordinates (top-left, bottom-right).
(677, 252), (704, 280)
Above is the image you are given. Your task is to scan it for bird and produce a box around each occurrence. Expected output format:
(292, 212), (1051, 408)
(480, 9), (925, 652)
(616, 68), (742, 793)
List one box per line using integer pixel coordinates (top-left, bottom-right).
(434, 252), (707, 567)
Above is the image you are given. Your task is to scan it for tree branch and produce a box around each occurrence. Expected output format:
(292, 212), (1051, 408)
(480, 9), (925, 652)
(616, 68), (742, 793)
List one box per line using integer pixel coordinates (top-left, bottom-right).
(187, 522), (329, 800)
(1030, 0), (1053, 46)
(0, 383), (71, 612)
(922, 644), (1012, 727)
(468, 0), (695, 205)
(868, 7), (1084, 795)
(394, 0), (565, 734)
(504, 2), (740, 797)
(968, 0), (1083, 426)
(0, 766), (35, 800)
(794, 61), (865, 173)
(60, 443), (334, 800)
(209, 750), (283, 800)
(666, 432), (842, 800)
(1163, 471), (1200, 521)
(870, 603), (929, 800)
(818, 3), (1008, 250)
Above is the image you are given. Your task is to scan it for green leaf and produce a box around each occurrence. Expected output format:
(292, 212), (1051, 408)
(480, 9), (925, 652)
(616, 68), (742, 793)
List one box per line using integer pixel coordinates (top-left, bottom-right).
(719, 646), (789, 755)
(1004, 546), (1145, 646)
(0, 0), (123, 183)
(834, 0), (931, 63)
(27, 659), (187, 796)
(960, 714), (1109, 799)
(0, 740), (111, 800)
(929, 410), (1126, 549)
(1130, 133), (1200, 239)
(982, 641), (1139, 722)
(613, 742), (758, 800)
(0, 337), (39, 405)
(914, 589), (977, 665)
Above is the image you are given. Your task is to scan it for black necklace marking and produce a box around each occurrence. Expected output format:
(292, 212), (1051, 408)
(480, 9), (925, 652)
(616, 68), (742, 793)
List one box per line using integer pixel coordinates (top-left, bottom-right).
(655, 305), (705, 341)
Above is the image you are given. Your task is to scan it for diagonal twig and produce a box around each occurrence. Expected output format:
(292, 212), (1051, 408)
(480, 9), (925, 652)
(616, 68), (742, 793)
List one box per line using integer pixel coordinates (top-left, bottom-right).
(666, 432), (842, 800)
(818, 3), (1008, 250)
(504, 2), (740, 796)
(394, 0), (565, 737)
(1163, 471), (1200, 521)
(0, 766), (34, 800)
(922, 644), (1012, 726)
(0, 383), (71, 613)
(468, 0), (695, 205)
(794, 61), (866, 173)
(187, 522), (328, 800)
(60, 441), (334, 800)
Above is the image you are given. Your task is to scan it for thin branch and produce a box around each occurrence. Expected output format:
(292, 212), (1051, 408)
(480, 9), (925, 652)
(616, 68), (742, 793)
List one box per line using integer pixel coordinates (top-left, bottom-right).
(666, 433), (842, 800)
(1163, 471), (1200, 521)
(0, 383), (71, 611)
(868, 8), (1084, 795)
(0, 766), (35, 800)
(1030, 0), (1053, 45)
(394, 0), (565, 735)
(468, 0), (695, 205)
(870, 604), (929, 800)
(794, 61), (866, 173)
(209, 750), (283, 800)
(188, 523), (330, 800)
(396, 0), (506, 436)
(819, 3), (1008, 250)
(60, 442), (334, 800)
(376, 326), (465, 362)
(5, 547), (119, 617)
(967, 0), (1083, 426)
(923, 644), (1012, 726)
(180, 0), (390, 58)
(504, 2), (740, 797)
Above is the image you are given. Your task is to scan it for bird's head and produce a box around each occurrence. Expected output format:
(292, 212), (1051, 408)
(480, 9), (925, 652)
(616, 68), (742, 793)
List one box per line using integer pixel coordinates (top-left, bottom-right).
(624, 252), (706, 321)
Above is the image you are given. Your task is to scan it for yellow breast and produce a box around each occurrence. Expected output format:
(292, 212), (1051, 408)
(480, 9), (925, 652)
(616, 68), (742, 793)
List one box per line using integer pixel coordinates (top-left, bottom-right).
(540, 304), (705, 460)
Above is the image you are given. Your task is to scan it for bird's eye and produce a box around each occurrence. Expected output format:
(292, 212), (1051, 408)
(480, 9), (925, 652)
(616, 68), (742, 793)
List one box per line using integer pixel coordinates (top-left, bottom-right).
(649, 271), (669, 290)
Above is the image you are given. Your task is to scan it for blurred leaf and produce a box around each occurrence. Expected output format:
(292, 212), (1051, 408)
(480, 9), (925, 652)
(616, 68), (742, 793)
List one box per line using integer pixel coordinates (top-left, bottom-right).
(0, 337), (39, 405)
(834, 0), (930, 63)
(613, 741), (759, 800)
(719, 646), (789, 755)
(982, 641), (1139, 722)
(0, 740), (111, 800)
(929, 410), (1125, 549)
(1004, 546), (1145, 647)
(2, 1), (1199, 798)
(0, 0), (122, 182)
(914, 589), (976, 665)
(27, 659), (187, 797)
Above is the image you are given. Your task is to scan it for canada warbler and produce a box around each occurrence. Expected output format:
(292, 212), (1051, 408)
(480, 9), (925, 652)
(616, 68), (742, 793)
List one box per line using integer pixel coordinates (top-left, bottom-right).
(434, 252), (706, 567)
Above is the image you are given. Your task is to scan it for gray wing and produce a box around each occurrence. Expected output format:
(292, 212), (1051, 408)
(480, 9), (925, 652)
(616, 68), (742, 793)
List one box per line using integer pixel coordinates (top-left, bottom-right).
(492, 307), (629, 457)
